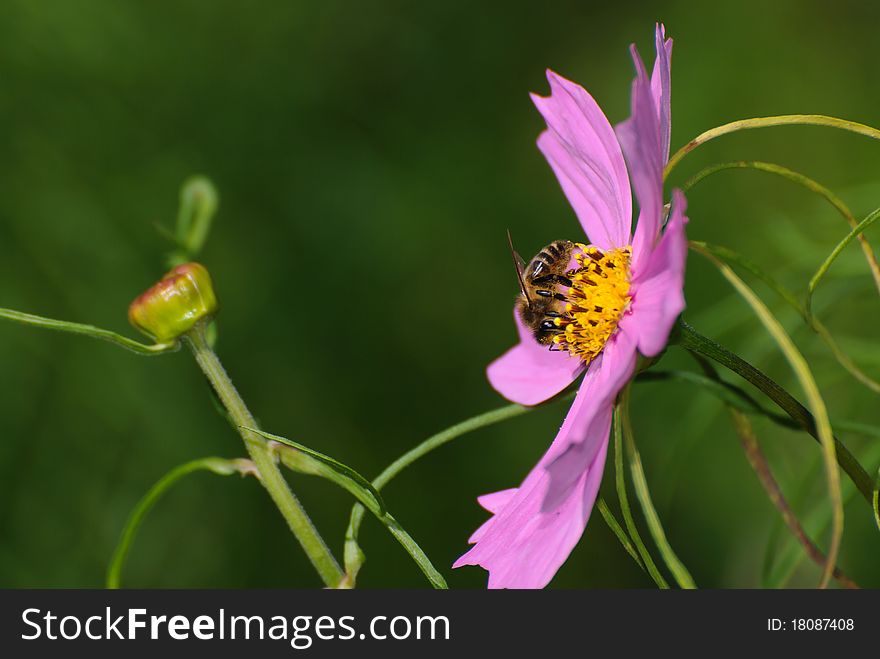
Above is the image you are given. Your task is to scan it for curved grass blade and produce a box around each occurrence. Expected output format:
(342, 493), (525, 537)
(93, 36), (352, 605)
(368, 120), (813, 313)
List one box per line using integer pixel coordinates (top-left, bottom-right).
(665, 115), (880, 180)
(244, 427), (447, 589)
(691, 354), (857, 588)
(343, 399), (558, 583)
(677, 321), (873, 504)
(690, 245), (843, 588)
(597, 497), (644, 570)
(681, 161), (880, 297)
(107, 457), (255, 588)
(619, 388), (696, 589)
(639, 369), (880, 439)
(761, 448), (876, 588)
(0, 307), (178, 356)
(613, 403), (669, 589)
(874, 467), (880, 533)
(638, 369), (797, 429)
(808, 206), (880, 315)
(243, 426), (386, 516)
(168, 176), (219, 267)
(690, 241), (880, 394)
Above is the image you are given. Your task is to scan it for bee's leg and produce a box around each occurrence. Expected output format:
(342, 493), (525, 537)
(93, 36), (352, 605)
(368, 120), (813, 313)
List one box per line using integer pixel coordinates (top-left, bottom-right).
(532, 274), (573, 287)
(534, 290), (568, 302)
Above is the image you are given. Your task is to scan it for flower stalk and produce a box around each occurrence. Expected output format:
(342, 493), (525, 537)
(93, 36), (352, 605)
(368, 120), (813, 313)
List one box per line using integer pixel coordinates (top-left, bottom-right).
(676, 320), (874, 504)
(664, 114), (880, 181)
(184, 323), (344, 587)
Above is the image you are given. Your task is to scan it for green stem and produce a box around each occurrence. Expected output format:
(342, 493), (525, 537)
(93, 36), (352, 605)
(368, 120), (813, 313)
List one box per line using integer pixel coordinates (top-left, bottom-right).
(613, 405), (669, 589)
(808, 206), (880, 309)
(107, 456), (254, 588)
(620, 388), (696, 589)
(689, 241), (880, 394)
(184, 324), (343, 587)
(681, 160), (880, 299)
(677, 321), (873, 504)
(596, 497), (644, 569)
(343, 400), (542, 580)
(665, 114), (880, 180)
(0, 307), (177, 356)
(691, 353), (858, 588)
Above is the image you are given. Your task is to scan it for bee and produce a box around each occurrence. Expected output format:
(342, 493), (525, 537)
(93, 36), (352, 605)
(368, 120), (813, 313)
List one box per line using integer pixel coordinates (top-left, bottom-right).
(507, 231), (575, 348)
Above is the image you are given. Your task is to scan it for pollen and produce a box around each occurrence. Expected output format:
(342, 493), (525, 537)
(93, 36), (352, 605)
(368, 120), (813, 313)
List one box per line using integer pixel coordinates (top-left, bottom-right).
(552, 244), (632, 363)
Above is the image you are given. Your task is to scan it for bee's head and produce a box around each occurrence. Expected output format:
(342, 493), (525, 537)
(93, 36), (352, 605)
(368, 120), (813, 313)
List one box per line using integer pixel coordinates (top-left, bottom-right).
(516, 294), (564, 346)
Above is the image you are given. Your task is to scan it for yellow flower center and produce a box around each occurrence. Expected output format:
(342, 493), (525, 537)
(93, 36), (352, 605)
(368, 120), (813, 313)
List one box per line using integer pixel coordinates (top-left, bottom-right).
(552, 244), (632, 363)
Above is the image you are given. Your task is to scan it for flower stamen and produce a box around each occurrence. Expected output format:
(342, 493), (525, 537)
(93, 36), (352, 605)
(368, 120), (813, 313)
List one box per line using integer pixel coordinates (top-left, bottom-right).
(551, 244), (632, 363)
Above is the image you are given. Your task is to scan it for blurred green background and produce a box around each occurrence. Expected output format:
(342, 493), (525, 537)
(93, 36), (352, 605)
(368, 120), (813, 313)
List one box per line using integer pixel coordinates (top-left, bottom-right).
(1, 0), (878, 589)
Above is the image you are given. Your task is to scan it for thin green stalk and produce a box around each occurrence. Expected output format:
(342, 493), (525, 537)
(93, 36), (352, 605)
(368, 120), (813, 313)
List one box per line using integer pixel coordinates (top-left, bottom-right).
(665, 115), (880, 180)
(808, 206), (880, 312)
(682, 160), (880, 298)
(691, 354), (857, 588)
(596, 497), (644, 570)
(245, 428), (447, 589)
(678, 244), (843, 591)
(344, 399), (543, 581)
(677, 322), (873, 504)
(184, 324), (343, 588)
(107, 457), (254, 588)
(0, 307), (177, 355)
(638, 369), (880, 439)
(620, 387), (696, 589)
(874, 468), (880, 533)
(690, 241), (880, 394)
(613, 405), (669, 589)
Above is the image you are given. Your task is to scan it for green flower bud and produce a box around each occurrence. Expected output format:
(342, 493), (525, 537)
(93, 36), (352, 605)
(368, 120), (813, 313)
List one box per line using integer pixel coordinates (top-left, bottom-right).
(128, 262), (218, 342)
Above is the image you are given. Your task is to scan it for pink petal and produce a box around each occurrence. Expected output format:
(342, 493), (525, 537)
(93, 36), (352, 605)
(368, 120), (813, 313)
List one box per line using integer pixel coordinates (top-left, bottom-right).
(478, 489), (517, 515)
(650, 23), (673, 164)
(532, 70), (632, 250)
(455, 330), (638, 588)
(486, 308), (585, 406)
(467, 489), (518, 544)
(616, 45), (665, 274)
(621, 189), (688, 357)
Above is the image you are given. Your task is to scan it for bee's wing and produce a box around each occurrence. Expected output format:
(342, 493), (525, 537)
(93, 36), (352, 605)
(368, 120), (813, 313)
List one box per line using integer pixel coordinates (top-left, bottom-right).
(507, 229), (531, 307)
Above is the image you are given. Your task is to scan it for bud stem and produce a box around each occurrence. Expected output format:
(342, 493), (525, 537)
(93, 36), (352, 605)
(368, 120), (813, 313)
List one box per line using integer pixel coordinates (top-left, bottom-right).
(184, 323), (343, 587)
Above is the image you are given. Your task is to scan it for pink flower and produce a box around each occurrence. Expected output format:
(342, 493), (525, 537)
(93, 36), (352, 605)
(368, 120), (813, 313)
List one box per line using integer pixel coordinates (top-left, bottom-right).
(453, 25), (687, 588)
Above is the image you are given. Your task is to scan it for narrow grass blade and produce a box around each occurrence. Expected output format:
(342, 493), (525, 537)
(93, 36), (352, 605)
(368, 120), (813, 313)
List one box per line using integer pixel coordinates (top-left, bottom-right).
(681, 160), (880, 298)
(245, 427), (447, 589)
(613, 402), (669, 589)
(690, 244), (844, 588)
(107, 457), (254, 588)
(0, 307), (177, 356)
(620, 388), (696, 589)
(666, 115), (880, 180)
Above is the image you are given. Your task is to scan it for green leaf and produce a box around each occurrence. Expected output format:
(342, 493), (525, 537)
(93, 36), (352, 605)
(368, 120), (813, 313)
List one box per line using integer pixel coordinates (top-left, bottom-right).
(342, 399), (548, 584)
(168, 176), (219, 267)
(689, 241), (880, 394)
(666, 114), (880, 181)
(689, 246), (843, 588)
(761, 448), (876, 588)
(807, 206), (880, 314)
(677, 321), (874, 505)
(619, 388), (696, 589)
(639, 369), (880, 440)
(107, 457), (254, 588)
(874, 466), (880, 533)
(596, 497), (644, 570)
(613, 403), (669, 589)
(243, 427), (447, 589)
(243, 426), (386, 516)
(0, 307), (178, 356)
(680, 160), (880, 307)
